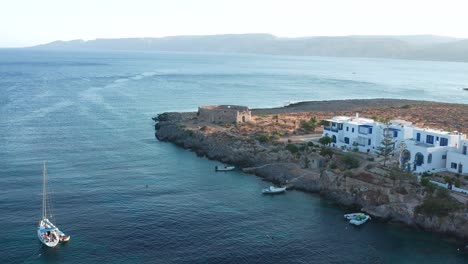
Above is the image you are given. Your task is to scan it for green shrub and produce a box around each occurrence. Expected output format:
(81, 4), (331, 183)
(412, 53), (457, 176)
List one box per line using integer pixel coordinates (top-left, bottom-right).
(420, 177), (430, 187)
(341, 153), (360, 169)
(421, 172), (431, 178)
(444, 175), (452, 184)
(320, 147), (334, 158)
(319, 135), (332, 145)
(415, 188), (463, 217)
(300, 118), (317, 132)
(330, 163), (338, 169)
(256, 134), (270, 143)
(454, 178), (461, 188)
(285, 143), (299, 154)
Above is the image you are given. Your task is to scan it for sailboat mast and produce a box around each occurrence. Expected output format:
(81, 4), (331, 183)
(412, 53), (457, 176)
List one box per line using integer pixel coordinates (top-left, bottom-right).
(42, 161), (47, 220)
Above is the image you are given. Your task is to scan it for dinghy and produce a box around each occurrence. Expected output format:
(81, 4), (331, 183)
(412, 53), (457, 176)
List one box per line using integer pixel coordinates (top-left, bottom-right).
(37, 162), (70, 247)
(349, 214), (371, 226)
(215, 165), (235, 171)
(262, 186), (287, 194)
(344, 213), (365, 220)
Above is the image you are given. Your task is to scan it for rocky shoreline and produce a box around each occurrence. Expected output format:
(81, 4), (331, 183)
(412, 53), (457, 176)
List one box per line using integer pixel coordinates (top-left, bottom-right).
(154, 99), (468, 242)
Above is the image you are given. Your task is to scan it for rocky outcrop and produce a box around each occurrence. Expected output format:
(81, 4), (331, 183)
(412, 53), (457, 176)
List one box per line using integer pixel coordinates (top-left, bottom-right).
(155, 114), (468, 241)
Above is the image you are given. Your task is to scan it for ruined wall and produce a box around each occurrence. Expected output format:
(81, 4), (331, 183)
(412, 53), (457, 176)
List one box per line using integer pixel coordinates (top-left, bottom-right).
(198, 105), (251, 124)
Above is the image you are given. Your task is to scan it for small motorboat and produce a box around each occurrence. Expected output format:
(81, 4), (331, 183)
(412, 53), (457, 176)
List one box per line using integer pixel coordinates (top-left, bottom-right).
(349, 214), (371, 226)
(344, 213), (365, 220)
(262, 186), (287, 194)
(215, 165), (235, 171)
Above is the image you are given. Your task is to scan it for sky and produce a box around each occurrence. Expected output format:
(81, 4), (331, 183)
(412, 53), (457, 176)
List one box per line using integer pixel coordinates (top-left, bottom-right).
(1, 0), (468, 47)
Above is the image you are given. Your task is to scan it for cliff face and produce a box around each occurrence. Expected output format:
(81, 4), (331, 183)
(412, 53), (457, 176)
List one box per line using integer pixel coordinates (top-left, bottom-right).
(155, 113), (468, 241)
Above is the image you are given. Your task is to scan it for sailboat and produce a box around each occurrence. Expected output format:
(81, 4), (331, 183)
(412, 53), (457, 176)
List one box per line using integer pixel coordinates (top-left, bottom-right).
(37, 161), (70, 247)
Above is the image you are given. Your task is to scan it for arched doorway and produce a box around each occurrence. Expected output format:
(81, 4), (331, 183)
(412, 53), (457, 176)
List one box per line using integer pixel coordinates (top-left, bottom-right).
(415, 152), (424, 166)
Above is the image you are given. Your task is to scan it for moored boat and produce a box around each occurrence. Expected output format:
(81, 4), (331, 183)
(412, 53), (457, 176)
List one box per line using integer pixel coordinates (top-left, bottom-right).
(262, 186), (287, 194)
(344, 213), (365, 220)
(349, 214), (371, 226)
(37, 162), (70, 247)
(215, 165), (235, 171)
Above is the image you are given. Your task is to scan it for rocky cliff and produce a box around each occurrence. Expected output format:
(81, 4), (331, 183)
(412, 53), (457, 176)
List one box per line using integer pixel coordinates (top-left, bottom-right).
(154, 112), (468, 242)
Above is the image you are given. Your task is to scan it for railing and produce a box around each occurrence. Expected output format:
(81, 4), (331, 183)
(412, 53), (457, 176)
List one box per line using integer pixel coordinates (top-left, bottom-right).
(331, 127), (339, 132)
(324, 126), (331, 131)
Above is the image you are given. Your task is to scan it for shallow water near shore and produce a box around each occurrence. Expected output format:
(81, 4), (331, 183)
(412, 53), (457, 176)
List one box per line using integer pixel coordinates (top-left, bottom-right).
(0, 50), (467, 263)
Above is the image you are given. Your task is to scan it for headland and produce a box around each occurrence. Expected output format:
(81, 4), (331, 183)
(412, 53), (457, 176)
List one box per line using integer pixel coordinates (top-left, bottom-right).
(153, 98), (468, 241)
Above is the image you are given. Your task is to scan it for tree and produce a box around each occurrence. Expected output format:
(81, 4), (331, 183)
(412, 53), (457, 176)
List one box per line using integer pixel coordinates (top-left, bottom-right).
(320, 147), (334, 159)
(300, 117), (317, 132)
(319, 135), (332, 146)
(376, 122), (395, 167)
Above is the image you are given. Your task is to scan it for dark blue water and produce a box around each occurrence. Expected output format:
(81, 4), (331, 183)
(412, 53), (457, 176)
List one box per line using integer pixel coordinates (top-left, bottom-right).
(1, 50), (467, 263)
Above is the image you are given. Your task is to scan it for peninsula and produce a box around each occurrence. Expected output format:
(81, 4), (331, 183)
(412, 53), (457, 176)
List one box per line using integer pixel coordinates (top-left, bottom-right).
(154, 99), (468, 241)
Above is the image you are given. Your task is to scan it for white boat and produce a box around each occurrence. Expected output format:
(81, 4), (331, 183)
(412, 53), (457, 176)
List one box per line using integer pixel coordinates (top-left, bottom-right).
(262, 186), (287, 194)
(215, 165), (235, 171)
(344, 213), (365, 220)
(349, 214), (371, 226)
(37, 161), (70, 247)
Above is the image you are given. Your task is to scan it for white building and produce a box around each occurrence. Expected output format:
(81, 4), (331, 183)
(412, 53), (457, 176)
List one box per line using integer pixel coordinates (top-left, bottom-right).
(323, 114), (413, 154)
(322, 114), (468, 175)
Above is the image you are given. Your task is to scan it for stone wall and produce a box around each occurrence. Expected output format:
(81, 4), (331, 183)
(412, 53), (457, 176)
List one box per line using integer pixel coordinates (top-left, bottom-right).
(198, 105), (251, 123)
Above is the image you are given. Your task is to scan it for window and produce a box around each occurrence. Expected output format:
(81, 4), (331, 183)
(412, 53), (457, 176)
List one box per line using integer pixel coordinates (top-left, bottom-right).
(368, 139), (371, 145)
(451, 162), (458, 169)
(369, 128), (372, 134)
(440, 138), (448, 146)
(352, 128), (354, 133)
(416, 133), (421, 141)
(338, 123), (343, 130)
(344, 137), (350, 144)
(393, 131), (398, 137)
(427, 154), (432, 164)
(426, 135), (434, 144)
(436, 136), (439, 141)
(442, 155), (447, 159)
(463, 146), (467, 155)
(346, 127), (349, 131)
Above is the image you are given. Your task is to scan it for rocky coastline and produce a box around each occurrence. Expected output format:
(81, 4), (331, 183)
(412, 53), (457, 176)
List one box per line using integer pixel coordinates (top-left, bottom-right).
(153, 99), (468, 242)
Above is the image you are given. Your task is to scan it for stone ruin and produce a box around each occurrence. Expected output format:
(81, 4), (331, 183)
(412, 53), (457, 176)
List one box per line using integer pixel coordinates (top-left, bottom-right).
(198, 105), (252, 124)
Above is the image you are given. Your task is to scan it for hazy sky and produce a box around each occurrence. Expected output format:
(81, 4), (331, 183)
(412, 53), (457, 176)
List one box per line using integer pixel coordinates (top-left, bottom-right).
(1, 0), (468, 47)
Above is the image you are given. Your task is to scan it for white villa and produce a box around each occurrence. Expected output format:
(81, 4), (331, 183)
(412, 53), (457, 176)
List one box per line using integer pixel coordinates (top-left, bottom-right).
(322, 113), (468, 175)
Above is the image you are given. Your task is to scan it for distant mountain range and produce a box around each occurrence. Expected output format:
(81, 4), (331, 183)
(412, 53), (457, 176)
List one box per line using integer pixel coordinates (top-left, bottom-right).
(31, 34), (468, 62)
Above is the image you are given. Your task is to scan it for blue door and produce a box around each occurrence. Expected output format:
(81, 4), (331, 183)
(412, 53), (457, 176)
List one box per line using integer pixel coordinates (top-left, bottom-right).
(416, 133), (421, 141)
(463, 146), (467, 155)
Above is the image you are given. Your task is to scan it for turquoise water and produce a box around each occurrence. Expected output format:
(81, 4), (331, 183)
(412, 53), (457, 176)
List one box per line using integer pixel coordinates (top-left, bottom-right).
(0, 50), (467, 263)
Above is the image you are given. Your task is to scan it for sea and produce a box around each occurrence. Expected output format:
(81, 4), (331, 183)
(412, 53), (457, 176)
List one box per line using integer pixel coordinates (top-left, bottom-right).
(0, 49), (467, 264)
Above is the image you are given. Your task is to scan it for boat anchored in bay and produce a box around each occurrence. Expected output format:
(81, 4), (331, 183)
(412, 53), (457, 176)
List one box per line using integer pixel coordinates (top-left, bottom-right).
(215, 165), (235, 171)
(262, 186), (287, 194)
(37, 161), (70, 247)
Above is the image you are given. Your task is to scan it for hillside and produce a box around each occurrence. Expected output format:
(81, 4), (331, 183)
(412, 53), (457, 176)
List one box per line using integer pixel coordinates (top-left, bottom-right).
(31, 34), (468, 62)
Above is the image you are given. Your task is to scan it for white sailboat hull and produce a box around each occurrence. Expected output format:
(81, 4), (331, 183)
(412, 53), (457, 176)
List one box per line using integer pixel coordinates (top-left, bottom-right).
(37, 162), (70, 248)
(37, 219), (59, 248)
